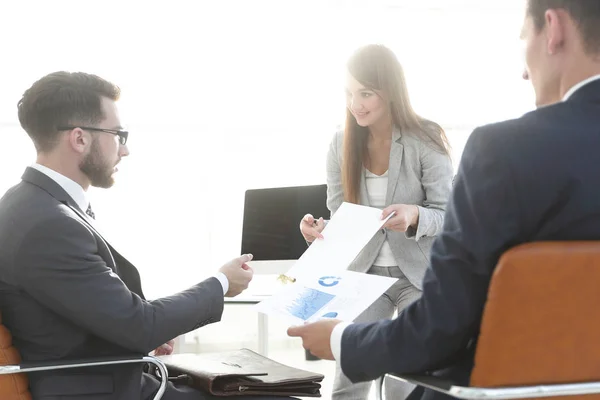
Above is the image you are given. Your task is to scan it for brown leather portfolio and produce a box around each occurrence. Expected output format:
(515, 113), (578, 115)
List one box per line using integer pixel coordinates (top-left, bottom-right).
(159, 348), (324, 397)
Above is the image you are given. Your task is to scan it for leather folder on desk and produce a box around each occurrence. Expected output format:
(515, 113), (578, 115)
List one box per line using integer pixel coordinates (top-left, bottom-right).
(159, 348), (324, 397)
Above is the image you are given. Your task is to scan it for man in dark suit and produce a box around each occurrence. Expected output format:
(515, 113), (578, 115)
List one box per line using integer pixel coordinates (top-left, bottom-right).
(288, 1), (600, 399)
(0, 72), (294, 400)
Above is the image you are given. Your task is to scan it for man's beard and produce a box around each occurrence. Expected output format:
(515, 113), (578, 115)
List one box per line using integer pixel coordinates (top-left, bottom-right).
(79, 139), (116, 189)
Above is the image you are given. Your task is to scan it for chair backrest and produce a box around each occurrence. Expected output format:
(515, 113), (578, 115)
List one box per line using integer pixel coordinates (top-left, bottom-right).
(471, 242), (600, 393)
(241, 184), (328, 264)
(0, 311), (31, 400)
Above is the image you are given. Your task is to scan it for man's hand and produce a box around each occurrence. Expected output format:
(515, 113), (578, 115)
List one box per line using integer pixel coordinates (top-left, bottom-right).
(154, 339), (175, 356)
(382, 204), (419, 232)
(219, 254), (254, 297)
(287, 319), (342, 360)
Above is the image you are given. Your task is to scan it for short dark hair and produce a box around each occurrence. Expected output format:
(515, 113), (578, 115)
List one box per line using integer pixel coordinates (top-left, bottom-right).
(527, 0), (600, 54)
(17, 71), (120, 152)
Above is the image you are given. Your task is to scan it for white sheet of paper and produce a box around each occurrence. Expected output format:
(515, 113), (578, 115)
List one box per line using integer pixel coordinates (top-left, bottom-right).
(255, 270), (397, 324)
(284, 202), (394, 282)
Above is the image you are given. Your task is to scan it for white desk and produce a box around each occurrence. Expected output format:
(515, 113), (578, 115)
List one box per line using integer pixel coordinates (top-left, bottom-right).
(174, 268), (291, 356)
(223, 263), (293, 356)
(224, 294), (271, 355)
(173, 294), (271, 356)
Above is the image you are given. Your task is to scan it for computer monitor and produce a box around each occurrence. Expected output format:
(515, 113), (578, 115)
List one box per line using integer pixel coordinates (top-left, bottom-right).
(241, 184), (329, 274)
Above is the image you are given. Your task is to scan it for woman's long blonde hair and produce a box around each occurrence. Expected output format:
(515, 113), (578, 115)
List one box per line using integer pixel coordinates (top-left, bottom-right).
(342, 44), (450, 204)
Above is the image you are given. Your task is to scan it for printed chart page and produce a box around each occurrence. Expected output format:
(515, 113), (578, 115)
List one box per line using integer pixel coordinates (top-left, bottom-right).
(255, 270), (397, 324)
(284, 202), (394, 282)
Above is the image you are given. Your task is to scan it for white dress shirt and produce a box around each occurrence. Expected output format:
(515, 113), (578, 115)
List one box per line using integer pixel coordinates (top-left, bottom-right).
(30, 163), (229, 294)
(330, 73), (600, 365)
(365, 169), (397, 267)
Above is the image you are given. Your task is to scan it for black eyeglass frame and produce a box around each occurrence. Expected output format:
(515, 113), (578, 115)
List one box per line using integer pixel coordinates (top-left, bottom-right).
(57, 126), (129, 145)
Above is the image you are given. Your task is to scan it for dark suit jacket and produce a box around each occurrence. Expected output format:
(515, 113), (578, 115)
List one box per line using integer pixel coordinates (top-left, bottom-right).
(340, 78), (600, 400)
(0, 168), (224, 399)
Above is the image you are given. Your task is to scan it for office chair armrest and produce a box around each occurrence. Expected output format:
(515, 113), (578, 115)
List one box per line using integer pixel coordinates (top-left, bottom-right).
(0, 355), (168, 400)
(378, 373), (600, 400)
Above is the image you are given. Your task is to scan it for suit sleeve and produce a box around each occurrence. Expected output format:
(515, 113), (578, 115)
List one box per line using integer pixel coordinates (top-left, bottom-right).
(406, 142), (453, 240)
(340, 127), (525, 381)
(15, 215), (224, 354)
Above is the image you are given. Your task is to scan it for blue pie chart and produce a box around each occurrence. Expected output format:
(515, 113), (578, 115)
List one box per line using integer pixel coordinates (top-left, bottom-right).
(318, 276), (341, 287)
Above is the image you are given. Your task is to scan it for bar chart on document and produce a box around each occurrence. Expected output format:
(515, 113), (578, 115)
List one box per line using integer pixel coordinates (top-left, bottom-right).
(256, 271), (397, 324)
(288, 287), (335, 321)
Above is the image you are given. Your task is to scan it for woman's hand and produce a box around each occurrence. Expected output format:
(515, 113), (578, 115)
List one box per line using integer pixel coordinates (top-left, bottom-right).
(381, 204), (419, 232)
(299, 214), (325, 242)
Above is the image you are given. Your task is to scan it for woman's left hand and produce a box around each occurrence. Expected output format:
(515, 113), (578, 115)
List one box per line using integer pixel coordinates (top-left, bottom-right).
(381, 204), (419, 232)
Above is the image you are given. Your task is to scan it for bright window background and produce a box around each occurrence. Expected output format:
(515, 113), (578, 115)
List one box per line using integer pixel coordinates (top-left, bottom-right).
(0, 0), (533, 348)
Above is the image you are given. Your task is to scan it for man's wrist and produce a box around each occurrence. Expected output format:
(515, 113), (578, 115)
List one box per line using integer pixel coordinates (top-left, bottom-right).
(214, 272), (229, 295)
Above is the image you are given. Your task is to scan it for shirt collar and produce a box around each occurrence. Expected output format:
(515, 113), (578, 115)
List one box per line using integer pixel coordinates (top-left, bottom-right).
(562, 74), (600, 101)
(31, 163), (89, 212)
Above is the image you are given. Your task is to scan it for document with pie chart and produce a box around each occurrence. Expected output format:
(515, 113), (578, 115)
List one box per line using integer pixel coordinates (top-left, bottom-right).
(255, 202), (398, 323)
(255, 270), (397, 324)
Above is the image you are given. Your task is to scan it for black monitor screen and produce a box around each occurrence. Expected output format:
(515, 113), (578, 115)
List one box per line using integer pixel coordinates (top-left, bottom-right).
(241, 184), (329, 261)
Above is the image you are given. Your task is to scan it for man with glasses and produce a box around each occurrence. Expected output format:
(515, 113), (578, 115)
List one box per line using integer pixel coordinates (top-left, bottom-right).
(0, 72), (291, 400)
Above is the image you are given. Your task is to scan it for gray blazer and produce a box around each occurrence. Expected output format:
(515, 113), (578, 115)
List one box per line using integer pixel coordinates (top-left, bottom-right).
(327, 127), (453, 289)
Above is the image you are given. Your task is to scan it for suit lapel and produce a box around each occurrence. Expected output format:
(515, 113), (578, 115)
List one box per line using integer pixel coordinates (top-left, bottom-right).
(385, 128), (404, 205)
(21, 167), (146, 299)
(66, 205), (145, 298)
(66, 204), (119, 271)
(21, 167), (118, 272)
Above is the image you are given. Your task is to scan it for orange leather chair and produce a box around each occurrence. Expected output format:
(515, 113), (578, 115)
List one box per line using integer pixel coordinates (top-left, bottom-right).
(0, 312), (168, 400)
(378, 242), (600, 400)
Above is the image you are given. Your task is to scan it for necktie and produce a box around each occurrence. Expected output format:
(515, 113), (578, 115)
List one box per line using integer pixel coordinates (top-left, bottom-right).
(86, 203), (96, 220)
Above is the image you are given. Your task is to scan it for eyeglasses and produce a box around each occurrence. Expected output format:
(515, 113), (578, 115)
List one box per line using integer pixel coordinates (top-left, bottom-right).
(58, 126), (129, 145)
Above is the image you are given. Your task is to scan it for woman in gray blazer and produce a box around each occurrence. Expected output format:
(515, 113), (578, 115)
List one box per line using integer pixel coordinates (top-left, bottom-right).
(299, 44), (454, 400)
